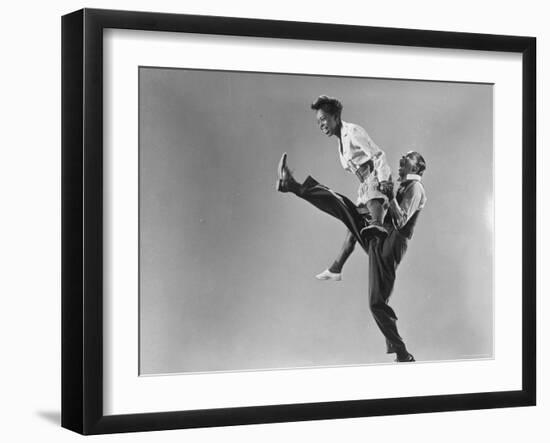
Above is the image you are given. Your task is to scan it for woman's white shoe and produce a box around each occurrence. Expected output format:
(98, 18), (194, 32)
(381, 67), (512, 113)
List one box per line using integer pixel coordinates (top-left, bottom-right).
(315, 269), (342, 281)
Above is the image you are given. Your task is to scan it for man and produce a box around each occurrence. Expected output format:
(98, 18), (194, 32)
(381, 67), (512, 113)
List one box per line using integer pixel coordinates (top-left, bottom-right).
(309, 95), (392, 282)
(276, 150), (427, 362)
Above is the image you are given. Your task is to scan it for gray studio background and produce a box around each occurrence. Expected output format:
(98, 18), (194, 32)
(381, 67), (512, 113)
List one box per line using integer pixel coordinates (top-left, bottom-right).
(139, 67), (493, 375)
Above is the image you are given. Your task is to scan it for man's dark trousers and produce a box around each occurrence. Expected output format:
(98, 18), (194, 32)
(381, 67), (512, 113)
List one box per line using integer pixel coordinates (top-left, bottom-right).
(291, 176), (409, 354)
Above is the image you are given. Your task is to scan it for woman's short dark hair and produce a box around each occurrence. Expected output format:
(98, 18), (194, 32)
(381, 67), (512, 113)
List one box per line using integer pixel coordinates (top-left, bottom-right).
(310, 95), (343, 118)
(407, 151), (427, 176)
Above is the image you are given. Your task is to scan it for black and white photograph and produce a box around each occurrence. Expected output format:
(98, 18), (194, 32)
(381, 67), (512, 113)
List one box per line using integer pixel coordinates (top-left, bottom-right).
(2, 0), (545, 441)
(139, 67), (493, 375)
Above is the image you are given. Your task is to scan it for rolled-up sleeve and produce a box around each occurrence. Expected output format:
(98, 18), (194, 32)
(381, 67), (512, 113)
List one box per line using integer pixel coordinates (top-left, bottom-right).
(373, 152), (391, 182)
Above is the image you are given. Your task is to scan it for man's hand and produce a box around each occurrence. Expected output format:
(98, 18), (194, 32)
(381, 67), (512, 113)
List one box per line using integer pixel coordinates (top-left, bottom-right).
(379, 180), (395, 200)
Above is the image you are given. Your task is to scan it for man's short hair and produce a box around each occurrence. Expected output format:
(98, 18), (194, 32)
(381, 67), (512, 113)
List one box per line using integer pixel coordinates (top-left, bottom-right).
(407, 151), (427, 176)
(310, 95), (343, 118)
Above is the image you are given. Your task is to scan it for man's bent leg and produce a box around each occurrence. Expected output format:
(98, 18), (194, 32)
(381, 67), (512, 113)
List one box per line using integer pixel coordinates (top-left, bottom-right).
(292, 176), (369, 251)
(277, 154), (367, 251)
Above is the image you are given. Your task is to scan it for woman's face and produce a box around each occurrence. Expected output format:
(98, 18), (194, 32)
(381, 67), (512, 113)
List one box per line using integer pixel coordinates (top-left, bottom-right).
(315, 108), (340, 137)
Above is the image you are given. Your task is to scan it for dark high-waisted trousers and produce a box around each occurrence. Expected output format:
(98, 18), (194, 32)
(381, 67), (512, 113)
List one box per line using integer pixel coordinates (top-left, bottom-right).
(292, 176), (409, 354)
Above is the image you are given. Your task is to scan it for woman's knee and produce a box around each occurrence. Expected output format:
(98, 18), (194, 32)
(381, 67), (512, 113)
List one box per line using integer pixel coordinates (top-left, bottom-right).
(344, 232), (357, 251)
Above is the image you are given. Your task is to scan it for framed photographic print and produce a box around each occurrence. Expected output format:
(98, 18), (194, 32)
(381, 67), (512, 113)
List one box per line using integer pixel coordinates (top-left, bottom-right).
(61, 8), (536, 435)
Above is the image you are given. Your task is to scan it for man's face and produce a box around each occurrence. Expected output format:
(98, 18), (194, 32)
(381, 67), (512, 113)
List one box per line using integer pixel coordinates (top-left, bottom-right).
(398, 153), (418, 179)
(315, 109), (339, 137)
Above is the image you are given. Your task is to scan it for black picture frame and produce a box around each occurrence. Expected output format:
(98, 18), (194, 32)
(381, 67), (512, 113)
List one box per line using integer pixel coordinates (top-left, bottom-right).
(61, 8), (536, 435)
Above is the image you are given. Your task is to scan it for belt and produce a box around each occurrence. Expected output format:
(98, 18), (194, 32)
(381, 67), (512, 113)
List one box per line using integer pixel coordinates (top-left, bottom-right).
(354, 160), (374, 182)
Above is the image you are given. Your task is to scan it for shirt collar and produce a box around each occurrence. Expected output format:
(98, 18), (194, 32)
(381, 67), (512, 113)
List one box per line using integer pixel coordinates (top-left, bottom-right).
(398, 174), (422, 184)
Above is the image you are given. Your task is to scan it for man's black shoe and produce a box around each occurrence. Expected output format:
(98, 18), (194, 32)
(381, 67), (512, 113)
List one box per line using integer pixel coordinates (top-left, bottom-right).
(276, 152), (299, 193)
(395, 353), (415, 363)
(276, 152), (288, 191)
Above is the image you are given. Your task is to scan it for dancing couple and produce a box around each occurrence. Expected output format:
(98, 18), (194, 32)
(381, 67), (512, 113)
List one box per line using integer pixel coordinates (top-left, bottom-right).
(277, 96), (427, 362)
